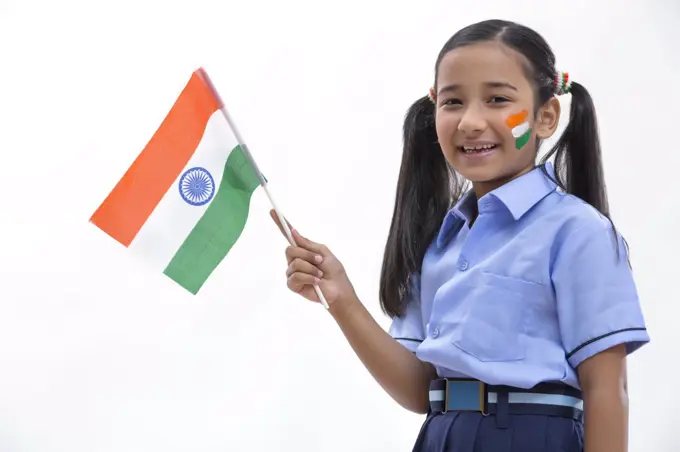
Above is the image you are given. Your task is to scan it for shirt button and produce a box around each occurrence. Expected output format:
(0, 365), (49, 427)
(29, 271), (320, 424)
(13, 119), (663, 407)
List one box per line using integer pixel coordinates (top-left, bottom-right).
(432, 328), (440, 338)
(459, 260), (469, 271)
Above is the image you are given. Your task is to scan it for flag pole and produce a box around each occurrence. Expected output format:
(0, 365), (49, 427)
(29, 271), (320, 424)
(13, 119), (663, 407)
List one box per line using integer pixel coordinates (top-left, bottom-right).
(196, 67), (330, 310)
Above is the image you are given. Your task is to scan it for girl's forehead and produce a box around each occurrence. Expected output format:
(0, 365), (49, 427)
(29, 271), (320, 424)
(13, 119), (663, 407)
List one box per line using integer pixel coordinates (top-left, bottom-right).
(436, 42), (530, 88)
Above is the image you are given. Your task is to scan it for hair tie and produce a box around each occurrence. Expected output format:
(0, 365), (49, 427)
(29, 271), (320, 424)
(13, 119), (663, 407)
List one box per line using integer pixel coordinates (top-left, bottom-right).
(428, 87), (437, 103)
(554, 71), (572, 95)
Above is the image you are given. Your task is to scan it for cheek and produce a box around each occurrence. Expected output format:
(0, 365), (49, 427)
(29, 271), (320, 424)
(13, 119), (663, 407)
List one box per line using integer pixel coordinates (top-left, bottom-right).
(502, 109), (533, 150)
(435, 113), (460, 147)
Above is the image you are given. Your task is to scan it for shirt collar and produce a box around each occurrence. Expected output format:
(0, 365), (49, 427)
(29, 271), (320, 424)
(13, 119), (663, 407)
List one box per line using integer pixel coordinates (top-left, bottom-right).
(435, 162), (557, 248)
(434, 190), (476, 248)
(486, 161), (558, 220)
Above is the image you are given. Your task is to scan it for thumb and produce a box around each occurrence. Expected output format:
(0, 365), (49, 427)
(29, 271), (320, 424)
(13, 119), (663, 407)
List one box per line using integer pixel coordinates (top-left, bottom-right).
(269, 209), (296, 242)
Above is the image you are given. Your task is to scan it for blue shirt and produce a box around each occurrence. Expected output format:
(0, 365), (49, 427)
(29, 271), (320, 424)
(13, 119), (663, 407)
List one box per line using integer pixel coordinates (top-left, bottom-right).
(388, 162), (649, 390)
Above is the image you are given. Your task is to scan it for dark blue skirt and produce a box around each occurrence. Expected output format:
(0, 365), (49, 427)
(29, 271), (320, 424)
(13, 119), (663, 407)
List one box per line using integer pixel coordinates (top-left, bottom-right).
(412, 411), (583, 452)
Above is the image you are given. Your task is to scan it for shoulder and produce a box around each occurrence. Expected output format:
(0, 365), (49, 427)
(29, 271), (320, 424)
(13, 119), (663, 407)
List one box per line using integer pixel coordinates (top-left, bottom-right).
(541, 192), (631, 275)
(542, 191), (619, 242)
(533, 191), (628, 270)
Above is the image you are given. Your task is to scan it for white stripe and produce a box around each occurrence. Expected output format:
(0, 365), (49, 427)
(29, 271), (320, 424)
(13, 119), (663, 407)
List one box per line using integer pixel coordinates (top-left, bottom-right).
(511, 121), (530, 138)
(428, 390), (584, 410)
(129, 110), (238, 270)
(429, 390), (445, 401)
(488, 392), (583, 410)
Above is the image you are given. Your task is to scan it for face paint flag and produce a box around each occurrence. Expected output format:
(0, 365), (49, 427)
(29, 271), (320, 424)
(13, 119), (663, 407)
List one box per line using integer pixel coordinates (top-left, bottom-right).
(90, 68), (264, 294)
(505, 110), (532, 149)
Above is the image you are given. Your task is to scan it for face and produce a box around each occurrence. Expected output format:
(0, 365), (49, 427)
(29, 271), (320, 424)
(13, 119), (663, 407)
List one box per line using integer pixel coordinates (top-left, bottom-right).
(434, 41), (560, 196)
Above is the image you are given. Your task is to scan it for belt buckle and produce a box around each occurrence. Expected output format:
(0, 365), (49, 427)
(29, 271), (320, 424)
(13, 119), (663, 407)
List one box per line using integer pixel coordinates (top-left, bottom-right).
(443, 379), (488, 415)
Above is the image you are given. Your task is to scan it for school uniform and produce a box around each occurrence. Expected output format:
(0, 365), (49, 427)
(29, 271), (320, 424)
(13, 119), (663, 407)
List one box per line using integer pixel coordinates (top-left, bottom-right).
(389, 162), (650, 452)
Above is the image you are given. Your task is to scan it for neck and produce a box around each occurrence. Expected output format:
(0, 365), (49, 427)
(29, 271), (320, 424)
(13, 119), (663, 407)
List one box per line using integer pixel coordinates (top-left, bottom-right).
(471, 164), (536, 200)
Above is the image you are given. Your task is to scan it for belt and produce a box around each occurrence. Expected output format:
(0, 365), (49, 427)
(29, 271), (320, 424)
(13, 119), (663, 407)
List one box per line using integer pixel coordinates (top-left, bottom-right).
(429, 378), (583, 421)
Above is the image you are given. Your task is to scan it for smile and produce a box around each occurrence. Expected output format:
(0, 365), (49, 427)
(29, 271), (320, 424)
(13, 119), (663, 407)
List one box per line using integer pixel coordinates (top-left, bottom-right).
(459, 143), (499, 154)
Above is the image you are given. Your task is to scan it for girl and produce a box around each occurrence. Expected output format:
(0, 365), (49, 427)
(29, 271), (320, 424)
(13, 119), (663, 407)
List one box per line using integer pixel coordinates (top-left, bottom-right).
(271, 19), (649, 452)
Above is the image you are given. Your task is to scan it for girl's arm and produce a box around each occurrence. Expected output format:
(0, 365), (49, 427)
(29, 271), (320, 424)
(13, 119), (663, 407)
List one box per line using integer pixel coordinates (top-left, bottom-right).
(551, 221), (649, 452)
(270, 211), (436, 414)
(330, 292), (437, 414)
(578, 344), (629, 452)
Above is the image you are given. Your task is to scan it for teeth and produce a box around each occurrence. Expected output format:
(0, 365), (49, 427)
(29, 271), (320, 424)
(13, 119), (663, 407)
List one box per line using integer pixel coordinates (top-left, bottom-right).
(462, 144), (496, 152)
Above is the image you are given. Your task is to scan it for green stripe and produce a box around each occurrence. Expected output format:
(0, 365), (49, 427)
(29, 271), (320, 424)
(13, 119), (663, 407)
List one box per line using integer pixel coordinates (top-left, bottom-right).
(515, 128), (532, 149)
(163, 145), (261, 294)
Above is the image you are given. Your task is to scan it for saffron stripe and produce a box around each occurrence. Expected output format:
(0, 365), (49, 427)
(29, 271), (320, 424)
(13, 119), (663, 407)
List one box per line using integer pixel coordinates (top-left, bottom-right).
(163, 145), (260, 293)
(505, 110), (528, 128)
(90, 72), (220, 247)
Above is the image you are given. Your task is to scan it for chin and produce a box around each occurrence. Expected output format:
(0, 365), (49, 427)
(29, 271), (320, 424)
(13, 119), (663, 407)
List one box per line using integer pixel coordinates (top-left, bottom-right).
(454, 166), (502, 184)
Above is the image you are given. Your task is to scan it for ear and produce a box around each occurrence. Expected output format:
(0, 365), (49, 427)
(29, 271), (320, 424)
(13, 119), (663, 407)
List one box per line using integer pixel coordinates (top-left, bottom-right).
(535, 96), (561, 139)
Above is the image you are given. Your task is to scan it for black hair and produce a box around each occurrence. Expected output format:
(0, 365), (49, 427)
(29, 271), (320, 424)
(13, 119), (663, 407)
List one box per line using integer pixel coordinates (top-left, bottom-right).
(379, 19), (618, 318)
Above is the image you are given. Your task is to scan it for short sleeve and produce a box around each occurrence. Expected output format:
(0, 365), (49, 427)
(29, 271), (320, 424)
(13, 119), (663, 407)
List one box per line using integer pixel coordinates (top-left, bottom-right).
(388, 273), (425, 353)
(552, 222), (650, 369)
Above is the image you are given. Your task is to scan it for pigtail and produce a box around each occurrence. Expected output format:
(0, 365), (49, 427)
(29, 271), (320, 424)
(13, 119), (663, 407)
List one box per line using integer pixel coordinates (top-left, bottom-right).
(541, 81), (628, 261)
(541, 82), (609, 216)
(379, 96), (463, 318)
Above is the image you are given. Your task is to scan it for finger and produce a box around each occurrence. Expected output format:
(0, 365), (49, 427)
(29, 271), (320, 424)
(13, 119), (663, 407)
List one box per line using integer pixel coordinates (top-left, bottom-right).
(291, 227), (327, 255)
(268, 209), (327, 256)
(269, 209), (295, 244)
(285, 246), (324, 266)
(286, 257), (324, 279)
(287, 272), (321, 292)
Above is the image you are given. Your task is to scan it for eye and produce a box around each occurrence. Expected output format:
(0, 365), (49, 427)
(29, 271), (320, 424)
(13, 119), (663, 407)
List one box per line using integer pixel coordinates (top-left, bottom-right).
(489, 96), (510, 104)
(440, 98), (462, 107)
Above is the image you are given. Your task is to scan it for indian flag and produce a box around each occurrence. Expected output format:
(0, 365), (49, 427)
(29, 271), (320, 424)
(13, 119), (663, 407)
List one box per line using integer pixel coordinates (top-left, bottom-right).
(90, 68), (263, 294)
(505, 110), (532, 149)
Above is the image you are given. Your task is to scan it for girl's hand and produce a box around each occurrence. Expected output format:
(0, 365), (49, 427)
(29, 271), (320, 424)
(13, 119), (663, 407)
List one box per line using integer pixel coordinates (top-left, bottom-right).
(269, 209), (355, 307)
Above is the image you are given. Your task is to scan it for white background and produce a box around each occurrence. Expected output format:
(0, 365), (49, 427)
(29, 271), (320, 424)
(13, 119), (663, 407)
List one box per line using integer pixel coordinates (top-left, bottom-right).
(1, 0), (678, 451)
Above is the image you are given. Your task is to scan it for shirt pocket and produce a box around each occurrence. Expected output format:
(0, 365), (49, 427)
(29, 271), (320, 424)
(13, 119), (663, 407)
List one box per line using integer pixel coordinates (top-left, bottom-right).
(449, 271), (543, 362)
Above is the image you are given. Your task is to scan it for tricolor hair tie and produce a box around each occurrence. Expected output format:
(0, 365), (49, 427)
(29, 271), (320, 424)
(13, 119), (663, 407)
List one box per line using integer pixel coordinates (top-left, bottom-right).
(554, 71), (572, 96)
(428, 87), (437, 103)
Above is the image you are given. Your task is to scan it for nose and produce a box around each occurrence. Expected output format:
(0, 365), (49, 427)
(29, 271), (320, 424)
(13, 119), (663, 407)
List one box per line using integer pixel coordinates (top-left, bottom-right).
(457, 104), (487, 135)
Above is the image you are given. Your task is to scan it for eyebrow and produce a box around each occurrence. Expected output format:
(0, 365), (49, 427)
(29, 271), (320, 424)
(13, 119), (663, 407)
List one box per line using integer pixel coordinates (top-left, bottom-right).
(438, 82), (518, 95)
